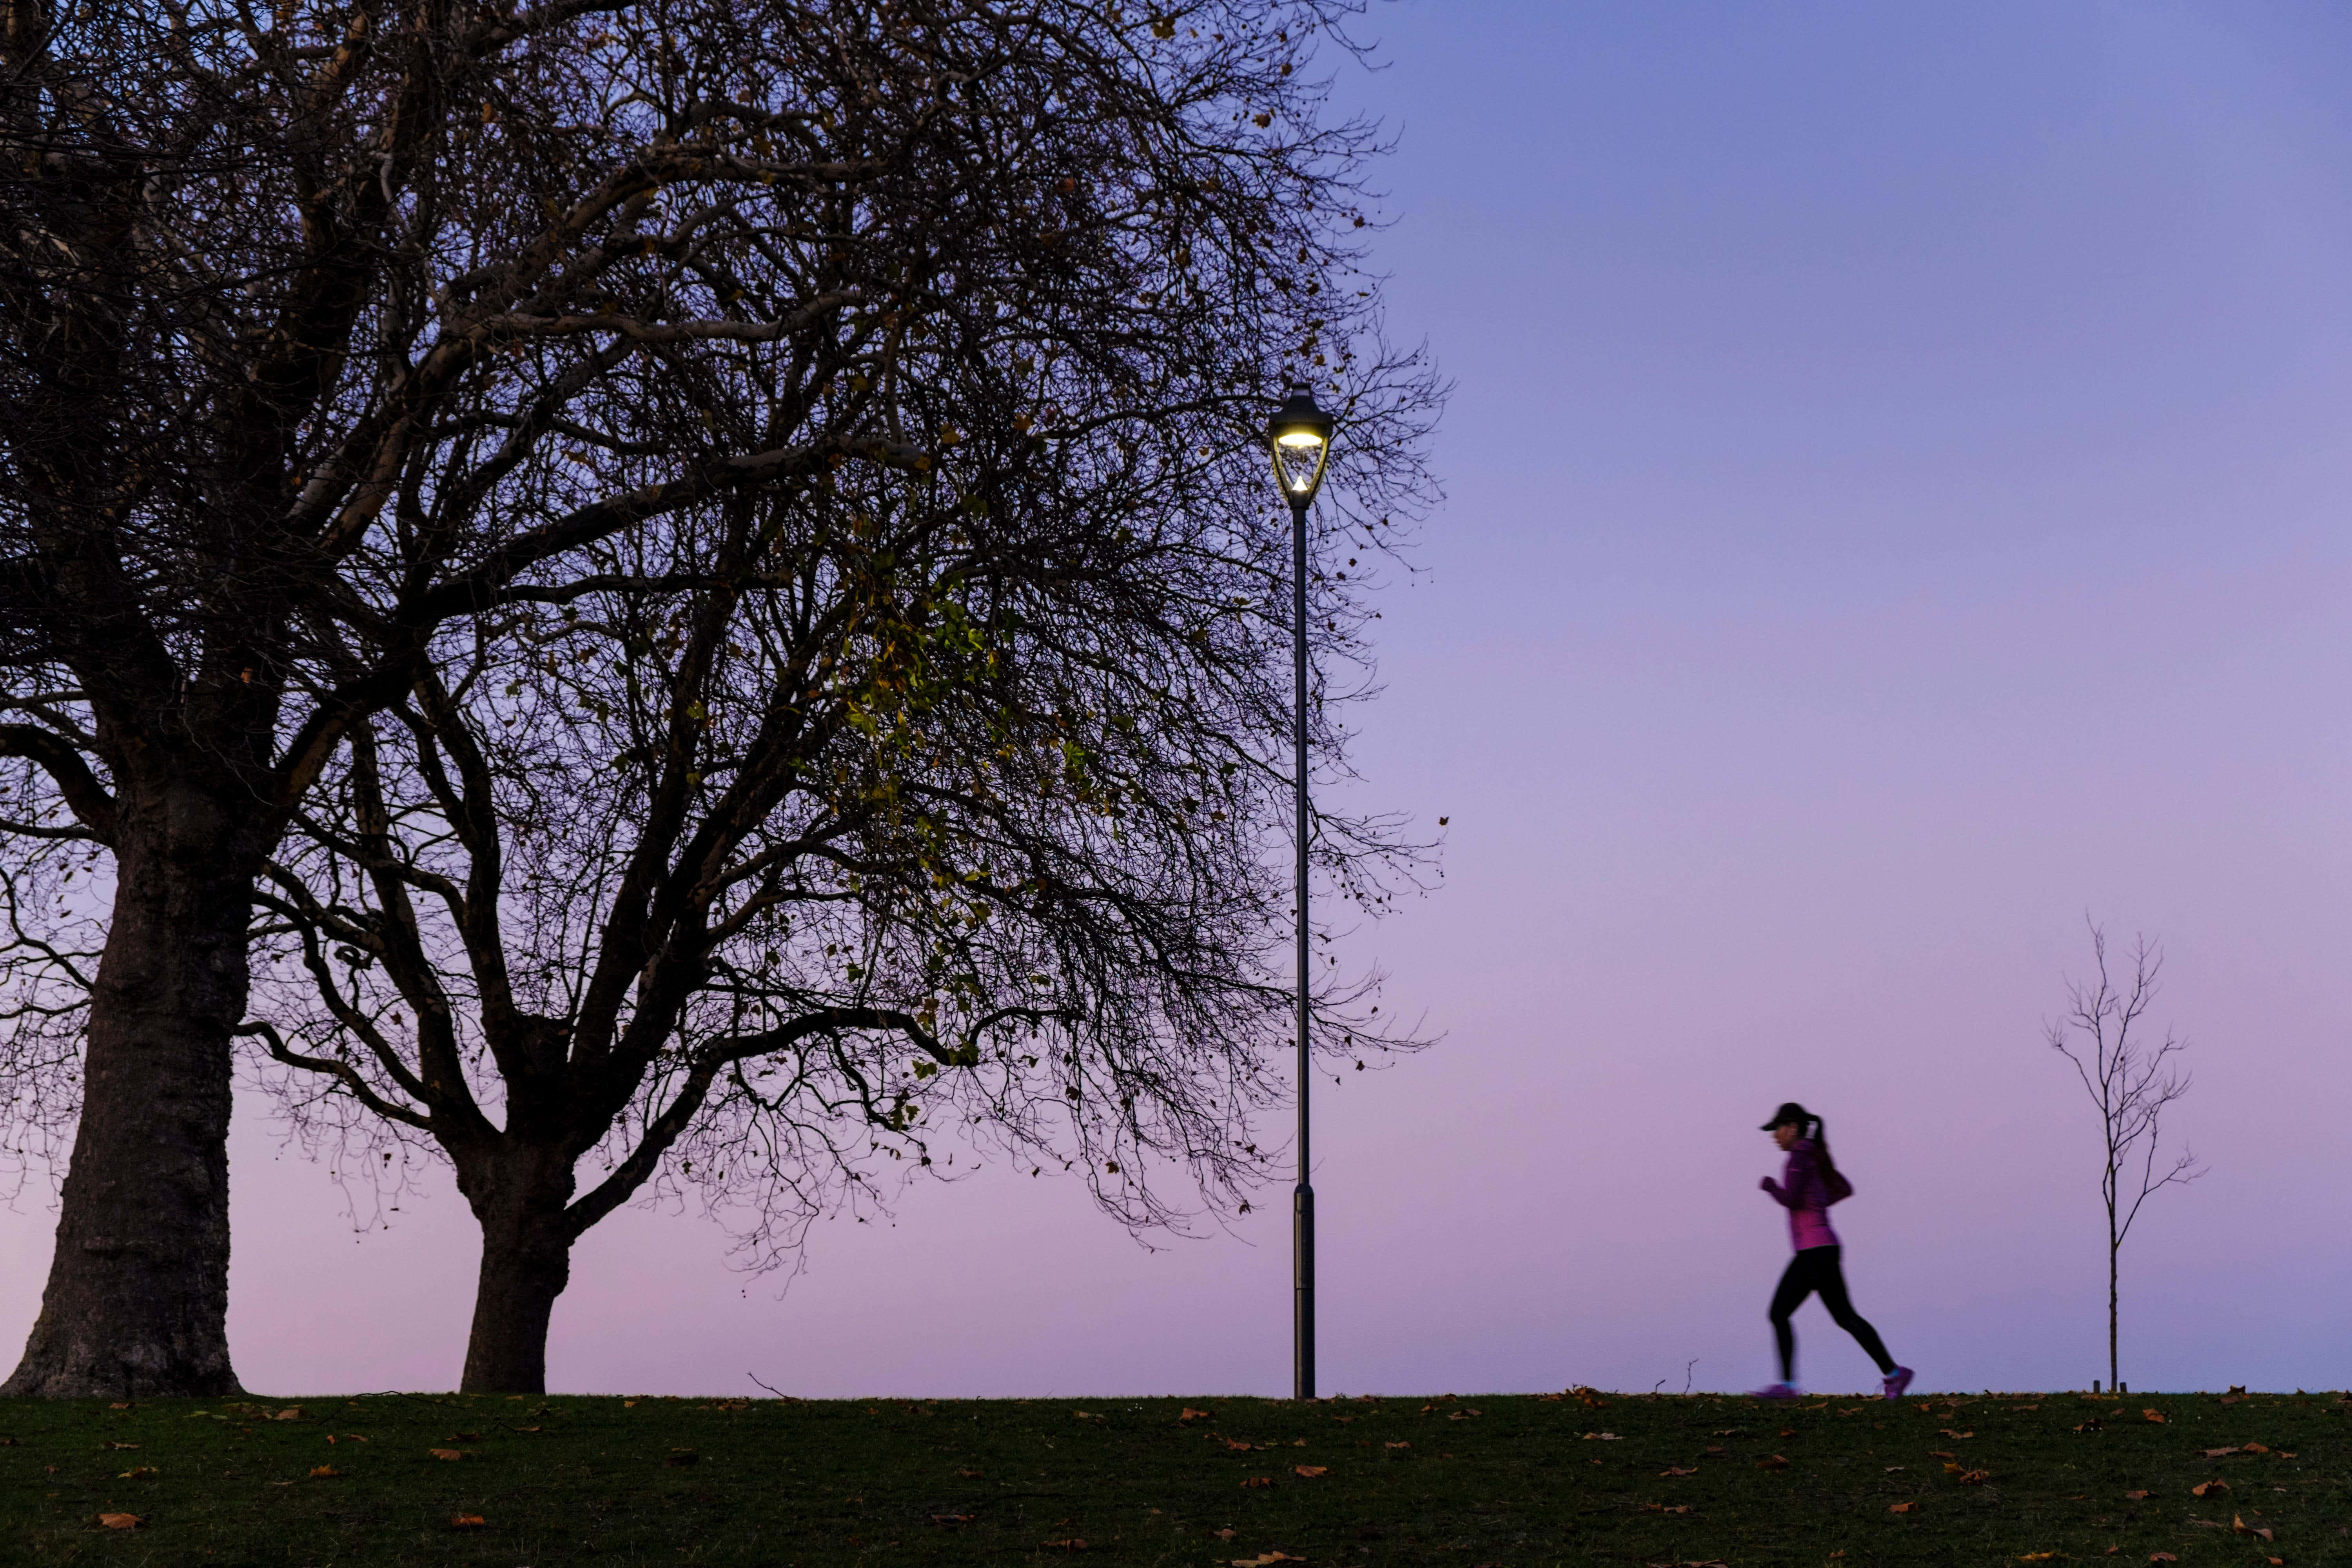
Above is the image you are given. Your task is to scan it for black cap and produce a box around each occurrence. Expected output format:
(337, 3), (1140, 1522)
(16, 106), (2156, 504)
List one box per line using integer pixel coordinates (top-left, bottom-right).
(1760, 1101), (1808, 1131)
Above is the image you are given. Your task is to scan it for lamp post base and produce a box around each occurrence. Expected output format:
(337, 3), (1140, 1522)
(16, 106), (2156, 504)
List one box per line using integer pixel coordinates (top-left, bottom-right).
(1292, 1181), (1315, 1400)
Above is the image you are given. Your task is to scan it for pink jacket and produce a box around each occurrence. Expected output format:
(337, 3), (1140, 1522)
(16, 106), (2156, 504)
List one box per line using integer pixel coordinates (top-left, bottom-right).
(1762, 1137), (1839, 1251)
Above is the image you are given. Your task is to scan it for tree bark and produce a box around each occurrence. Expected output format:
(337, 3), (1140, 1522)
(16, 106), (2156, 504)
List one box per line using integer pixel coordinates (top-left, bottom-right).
(2, 779), (257, 1397)
(457, 1151), (578, 1395)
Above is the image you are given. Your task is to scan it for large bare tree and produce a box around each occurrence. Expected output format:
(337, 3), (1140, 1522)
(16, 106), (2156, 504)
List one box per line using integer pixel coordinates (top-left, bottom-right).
(2045, 922), (2203, 1394)
(0, 0), (1436, 1395)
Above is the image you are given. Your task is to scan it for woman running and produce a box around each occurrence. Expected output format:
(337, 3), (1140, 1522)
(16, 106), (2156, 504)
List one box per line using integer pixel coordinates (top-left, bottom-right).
(1751, 1101), (1913, 1401)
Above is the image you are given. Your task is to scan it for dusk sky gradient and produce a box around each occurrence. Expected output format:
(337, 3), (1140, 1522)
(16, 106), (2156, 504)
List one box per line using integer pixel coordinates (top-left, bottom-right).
(8, 0), (2352, 1397)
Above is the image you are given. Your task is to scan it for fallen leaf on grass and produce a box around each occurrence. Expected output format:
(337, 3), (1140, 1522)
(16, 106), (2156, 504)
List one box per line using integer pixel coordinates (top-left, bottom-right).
(1660, 1466), (1698, 1477)
(1938, 1430), (1975, 1439)
(109, 1402), (132, 1411)
(929, 1514), (974, 1525)
(1223, 1439), (1261, 1452)
(1229, 1554), (1303, 1567)
(2202, 1446), (2239, 1457)
(1779, 1426), (1795, 1437)
(446, 1432), (480, 1442)
(1293, 1465), (1328, 1479)
(2191, 1481), (2229, 1497)
(1180, 1408), (1214, 1423)
(1582, 1431), (1621, 1441)
(428, 1448), (464, 1461)
(96, 1513), (139, 1530)
(2123, 1490), (2150, 1500)
(1636, 1503), (1692, 1515)
(308, 1464), (340, 1478)
(1071, 1410), (1097, 1421)
(1884, 1465), (1906, 1473)
(451, 1515), (486, 1530)
(1703, 1445), (1725, 1455)
(1210, 1529), (1237, 1541)
(2019, 1555), (2058, 1562)
(2147, 1555), (2176, 1563)
(1756, 1454), (1789, 1470)
(1040, 1540), (1087, 1552)
(1929, 1450), (1958, 1459)
(1888, 1502), (1918, 1514)
(2141, 1409), (2166, 1424)
(2230, 1515), (2274, 1542)
(1241, 1476), (1273, 1489)
(1383, 1441), (1409, 1450)
(103, 1441), (139, 1450)
(274, 1408), (302, 1421)
(2074, 1419), (2104, 1432)
(958, 1468), (983, 1477)
(2242, 1442), (2270, 1454)
(116, 1465), (157, 1479)
(1952, 1467), (1991, 1485)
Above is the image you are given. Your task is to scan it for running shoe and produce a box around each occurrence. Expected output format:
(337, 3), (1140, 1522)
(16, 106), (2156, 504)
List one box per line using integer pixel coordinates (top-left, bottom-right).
(1748, 1382), (1800, 1401)
(1882, 1366), (1915, 1401)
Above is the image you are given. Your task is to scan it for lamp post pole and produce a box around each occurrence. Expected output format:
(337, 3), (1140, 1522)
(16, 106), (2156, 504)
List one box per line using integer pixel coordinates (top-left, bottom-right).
(1289, 486), (1314, 1405)
(1265, 383), (1333, 1405)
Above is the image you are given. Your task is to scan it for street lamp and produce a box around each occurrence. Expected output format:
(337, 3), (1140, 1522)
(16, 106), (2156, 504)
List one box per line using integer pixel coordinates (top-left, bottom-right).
(1266, 383), (1333, 1402)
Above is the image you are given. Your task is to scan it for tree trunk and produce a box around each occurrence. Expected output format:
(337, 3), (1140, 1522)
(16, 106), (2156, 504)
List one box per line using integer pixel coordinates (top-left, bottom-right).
(458, 1152), (577, 1394)
(2117, 1213), (2136, 1392)
(2, 783), (255, 1397)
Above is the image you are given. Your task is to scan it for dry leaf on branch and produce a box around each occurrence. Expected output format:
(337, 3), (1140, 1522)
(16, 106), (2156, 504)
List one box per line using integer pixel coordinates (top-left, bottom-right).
(96, 1513), (139, 1530)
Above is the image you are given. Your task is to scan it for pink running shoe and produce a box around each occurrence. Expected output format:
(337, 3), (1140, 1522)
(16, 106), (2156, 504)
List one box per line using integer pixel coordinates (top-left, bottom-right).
(1748, 1382), (1800, 1401)
(1882, 1367), (1915, 1401)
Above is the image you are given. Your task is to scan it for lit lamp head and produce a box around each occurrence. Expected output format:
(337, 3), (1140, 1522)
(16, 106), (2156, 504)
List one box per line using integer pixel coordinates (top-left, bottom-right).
(1266, 383), (1334, 508)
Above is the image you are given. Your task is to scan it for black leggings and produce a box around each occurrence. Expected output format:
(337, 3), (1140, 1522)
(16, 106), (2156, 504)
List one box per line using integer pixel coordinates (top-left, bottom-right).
(1770, 1245), (1895, 1381)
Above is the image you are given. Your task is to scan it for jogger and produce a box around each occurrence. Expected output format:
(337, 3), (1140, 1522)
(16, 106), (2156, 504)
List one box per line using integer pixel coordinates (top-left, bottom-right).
(1750, 1100), (1914, 1401)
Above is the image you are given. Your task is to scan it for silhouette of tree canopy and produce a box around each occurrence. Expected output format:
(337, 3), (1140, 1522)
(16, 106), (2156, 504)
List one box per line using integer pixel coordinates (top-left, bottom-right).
(1, 0), (1438, 1394)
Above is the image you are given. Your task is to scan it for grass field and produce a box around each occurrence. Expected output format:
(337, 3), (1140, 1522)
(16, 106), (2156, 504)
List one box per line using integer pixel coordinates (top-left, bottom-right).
(4, 1387), (2344, 1565)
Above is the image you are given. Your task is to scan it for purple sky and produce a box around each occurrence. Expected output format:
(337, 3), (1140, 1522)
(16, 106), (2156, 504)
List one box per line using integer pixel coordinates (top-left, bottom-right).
(8, 0), (2352, 1397)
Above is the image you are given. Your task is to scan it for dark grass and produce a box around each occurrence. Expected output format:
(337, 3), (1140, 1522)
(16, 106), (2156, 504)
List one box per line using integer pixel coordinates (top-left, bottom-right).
(4, 1388), (2345, 1565)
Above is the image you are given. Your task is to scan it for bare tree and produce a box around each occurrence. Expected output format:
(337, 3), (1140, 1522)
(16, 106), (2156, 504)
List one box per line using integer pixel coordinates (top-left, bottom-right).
(2045, 922), (2203, 1392)
(2, 0), (1437, 1394)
